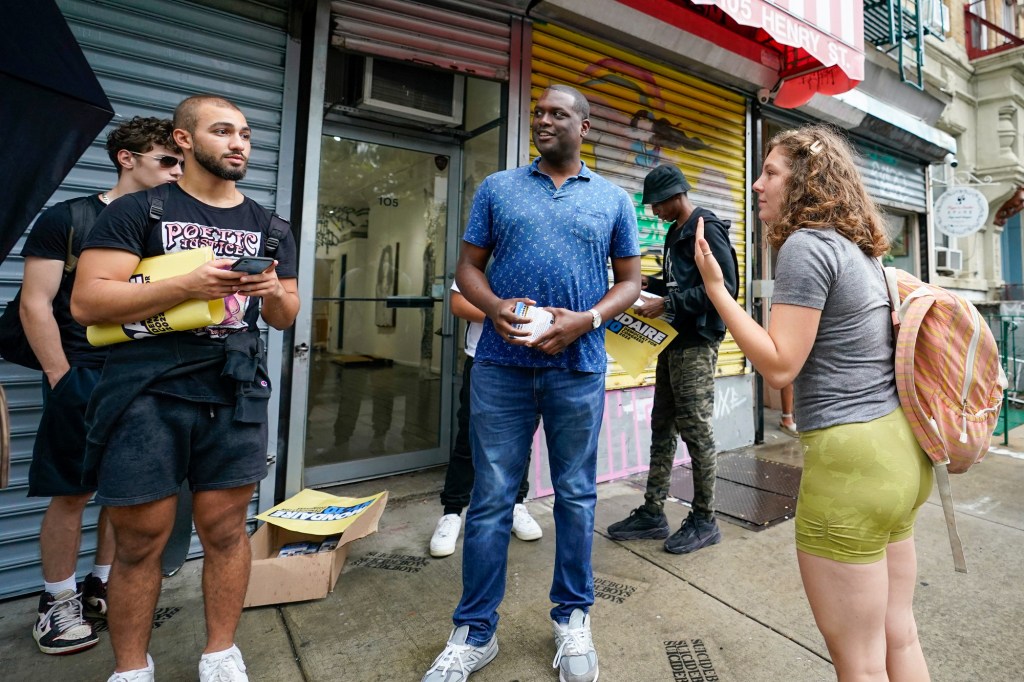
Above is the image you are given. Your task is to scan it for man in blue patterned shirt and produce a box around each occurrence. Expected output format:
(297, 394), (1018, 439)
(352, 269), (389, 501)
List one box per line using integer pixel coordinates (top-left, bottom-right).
(421, 85), (641, 682)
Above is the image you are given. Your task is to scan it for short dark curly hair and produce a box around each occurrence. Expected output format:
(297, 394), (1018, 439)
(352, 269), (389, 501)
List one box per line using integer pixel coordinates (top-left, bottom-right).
(105, 116), (176, 175)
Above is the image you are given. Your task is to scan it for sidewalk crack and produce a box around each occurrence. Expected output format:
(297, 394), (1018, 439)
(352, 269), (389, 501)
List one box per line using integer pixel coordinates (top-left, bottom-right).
(278, 606), (311, 682)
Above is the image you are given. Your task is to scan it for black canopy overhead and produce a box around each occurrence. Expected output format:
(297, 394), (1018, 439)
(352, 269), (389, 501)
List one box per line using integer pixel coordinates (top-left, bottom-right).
(0, 0), (114, 264)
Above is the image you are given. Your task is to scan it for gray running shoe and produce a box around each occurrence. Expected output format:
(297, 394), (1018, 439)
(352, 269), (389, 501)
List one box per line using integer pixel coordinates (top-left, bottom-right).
(552, 608), (599, 682)
(664, 512), (722, 554)
(421, 625), (498, 681)
(607, 505), (669, 540)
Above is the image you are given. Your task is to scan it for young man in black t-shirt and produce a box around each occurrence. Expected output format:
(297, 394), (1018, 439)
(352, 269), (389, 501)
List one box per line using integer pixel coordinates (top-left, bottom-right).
(21, 117), (182, 656)
(73, 95), (299, 682)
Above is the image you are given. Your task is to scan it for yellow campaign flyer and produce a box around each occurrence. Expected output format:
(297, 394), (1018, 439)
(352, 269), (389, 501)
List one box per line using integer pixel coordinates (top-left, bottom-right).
(86, 247), (227, 346)
(604, 305), (678, 379)
(256, 489), (387, 536)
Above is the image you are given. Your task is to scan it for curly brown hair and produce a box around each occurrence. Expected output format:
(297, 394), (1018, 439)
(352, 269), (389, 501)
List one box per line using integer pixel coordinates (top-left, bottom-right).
(764, 124), (889, 257)
(105, 116), (176, 176)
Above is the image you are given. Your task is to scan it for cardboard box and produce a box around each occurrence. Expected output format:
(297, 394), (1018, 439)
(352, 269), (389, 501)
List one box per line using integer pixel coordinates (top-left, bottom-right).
(243, 490), (387, 608)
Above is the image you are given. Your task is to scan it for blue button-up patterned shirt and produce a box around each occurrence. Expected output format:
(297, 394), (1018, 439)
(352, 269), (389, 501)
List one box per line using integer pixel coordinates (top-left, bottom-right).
(464, 158), (640, 373)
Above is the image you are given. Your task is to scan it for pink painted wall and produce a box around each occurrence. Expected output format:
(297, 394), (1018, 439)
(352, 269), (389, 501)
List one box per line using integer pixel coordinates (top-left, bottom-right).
(527, 385), (690, 498)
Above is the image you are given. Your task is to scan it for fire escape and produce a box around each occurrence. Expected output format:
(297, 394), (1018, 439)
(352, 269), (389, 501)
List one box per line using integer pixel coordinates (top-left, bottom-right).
(864, 0), (948, 90)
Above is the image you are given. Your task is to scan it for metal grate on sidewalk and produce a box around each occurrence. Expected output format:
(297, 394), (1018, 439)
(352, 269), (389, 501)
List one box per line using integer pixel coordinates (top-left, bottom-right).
(663, 451), (801, 531)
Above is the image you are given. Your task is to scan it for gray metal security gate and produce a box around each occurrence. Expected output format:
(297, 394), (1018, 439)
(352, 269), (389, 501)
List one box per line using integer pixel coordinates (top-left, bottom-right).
(331, 0), (512, 80)
(0, 0), (292, 600)
(854, 146), (928, 213)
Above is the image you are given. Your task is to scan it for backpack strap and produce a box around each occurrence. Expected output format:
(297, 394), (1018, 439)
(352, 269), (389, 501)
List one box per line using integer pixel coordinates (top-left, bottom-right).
(62, 196), (102, 277)
(148, 187), (166, 221)
(242, 210), (291, 331)
(133, 184), (171, 252)
(264, 213), (289, 259)
(935, 466), (968, 573)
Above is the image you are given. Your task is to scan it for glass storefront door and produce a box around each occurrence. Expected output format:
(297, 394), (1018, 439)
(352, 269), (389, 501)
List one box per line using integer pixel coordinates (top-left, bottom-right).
(303, 131), (459, 486)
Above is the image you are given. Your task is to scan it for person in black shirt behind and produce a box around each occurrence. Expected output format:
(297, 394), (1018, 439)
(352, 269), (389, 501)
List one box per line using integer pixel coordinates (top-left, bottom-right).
(22, 116), (182, 656)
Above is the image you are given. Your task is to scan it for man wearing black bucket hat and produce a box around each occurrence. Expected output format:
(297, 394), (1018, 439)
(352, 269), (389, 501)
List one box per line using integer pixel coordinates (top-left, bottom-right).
(607, 164), (738, 554)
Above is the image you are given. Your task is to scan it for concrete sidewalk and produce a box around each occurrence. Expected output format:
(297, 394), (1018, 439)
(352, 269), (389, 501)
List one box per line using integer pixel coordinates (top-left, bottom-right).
(2, 422), (1022, 681)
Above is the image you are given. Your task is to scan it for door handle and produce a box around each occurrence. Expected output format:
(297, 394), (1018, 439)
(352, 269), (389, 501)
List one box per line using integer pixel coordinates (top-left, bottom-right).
(385, 296), (435, 308)
(294, 342), (309, 358)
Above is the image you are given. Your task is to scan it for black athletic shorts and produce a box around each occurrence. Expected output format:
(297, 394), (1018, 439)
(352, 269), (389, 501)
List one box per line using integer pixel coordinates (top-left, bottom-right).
(94, 392), (268, 507)
(29, 366), (103, 497)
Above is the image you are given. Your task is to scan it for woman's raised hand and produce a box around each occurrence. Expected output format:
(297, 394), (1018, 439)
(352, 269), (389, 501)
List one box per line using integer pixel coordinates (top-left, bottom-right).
(694, 217), (724, 289)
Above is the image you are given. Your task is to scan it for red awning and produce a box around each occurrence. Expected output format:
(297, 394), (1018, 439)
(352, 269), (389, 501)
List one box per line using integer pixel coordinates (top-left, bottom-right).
(619, 0), (865, 108)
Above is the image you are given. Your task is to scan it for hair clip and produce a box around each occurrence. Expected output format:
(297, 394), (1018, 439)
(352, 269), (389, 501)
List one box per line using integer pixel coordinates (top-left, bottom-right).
(808, 140), (823, 154)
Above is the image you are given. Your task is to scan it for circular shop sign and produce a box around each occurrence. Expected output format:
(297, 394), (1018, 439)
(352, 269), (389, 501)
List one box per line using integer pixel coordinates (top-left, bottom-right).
(934, 188), (989, 237)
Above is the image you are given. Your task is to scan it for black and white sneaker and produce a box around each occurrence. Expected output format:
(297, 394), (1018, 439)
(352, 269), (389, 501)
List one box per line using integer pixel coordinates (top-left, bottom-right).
(33, 589), (99, 655)
(82, 573), (109, 620)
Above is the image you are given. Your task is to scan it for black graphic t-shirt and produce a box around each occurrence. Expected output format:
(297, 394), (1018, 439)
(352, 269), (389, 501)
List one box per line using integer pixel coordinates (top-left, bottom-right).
(85, 183), (297, 337)
(83, 184), (297, 402)
(20, 195), (107, 368)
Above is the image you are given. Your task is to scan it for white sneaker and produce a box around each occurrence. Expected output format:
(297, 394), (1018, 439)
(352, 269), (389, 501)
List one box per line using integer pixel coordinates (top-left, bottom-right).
(552, 609), (599, 682)
(107, 654), (155, 682)
(512, 503), (543, 541)
(430, 514), (463, 557)
(421, 625), (498, 681)
(199, 644), (249, 682)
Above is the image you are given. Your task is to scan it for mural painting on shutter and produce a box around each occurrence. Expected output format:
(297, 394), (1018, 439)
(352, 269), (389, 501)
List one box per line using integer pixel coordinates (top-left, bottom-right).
(529, 23), (749, 387)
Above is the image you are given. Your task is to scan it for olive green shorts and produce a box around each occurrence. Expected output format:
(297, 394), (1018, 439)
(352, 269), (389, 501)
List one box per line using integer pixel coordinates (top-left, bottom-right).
(795, 407), (934, 564)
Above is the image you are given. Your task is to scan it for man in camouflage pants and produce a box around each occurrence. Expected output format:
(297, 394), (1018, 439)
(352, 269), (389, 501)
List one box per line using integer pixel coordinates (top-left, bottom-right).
(607, 165), (738, 554)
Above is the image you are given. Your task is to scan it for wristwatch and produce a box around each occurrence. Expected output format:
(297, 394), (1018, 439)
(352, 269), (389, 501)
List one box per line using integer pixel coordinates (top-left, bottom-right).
(588, 308), (602, 329)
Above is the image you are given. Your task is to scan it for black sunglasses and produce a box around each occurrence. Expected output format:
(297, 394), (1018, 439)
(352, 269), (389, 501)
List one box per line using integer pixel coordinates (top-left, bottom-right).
(129, 151), (183, 169)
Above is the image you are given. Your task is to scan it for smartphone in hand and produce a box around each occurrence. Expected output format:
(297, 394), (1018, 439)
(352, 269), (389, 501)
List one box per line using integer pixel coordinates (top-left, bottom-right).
(230, 257), (275, 274)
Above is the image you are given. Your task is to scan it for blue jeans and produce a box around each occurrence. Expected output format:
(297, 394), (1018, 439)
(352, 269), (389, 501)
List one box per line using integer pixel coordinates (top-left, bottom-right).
(454, 363), (605, 645)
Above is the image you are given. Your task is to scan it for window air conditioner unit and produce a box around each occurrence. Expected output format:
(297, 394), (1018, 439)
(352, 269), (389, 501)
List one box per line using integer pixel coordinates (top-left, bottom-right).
(358, 58), (464, 127)
(935, 246), (963, 274)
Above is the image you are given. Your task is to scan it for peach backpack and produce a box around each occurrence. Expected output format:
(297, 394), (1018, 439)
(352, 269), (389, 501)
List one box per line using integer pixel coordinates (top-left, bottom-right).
(883, 266), (1007, 573)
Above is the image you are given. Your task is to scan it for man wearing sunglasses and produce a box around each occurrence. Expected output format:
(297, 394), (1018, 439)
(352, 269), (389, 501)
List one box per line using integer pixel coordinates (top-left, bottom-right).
(19, 116), (182, 657)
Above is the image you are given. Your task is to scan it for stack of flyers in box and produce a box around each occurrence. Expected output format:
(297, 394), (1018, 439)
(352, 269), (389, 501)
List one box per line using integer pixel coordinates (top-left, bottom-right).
(277, 535), (344, 557)
(278, 542), (318, 557)
(317, 535), (341, 552)
(512, 302), (554, 342)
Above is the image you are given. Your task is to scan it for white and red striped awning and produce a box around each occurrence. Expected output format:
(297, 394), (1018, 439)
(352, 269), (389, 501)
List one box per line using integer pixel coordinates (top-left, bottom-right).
(619, 0), (866, 108)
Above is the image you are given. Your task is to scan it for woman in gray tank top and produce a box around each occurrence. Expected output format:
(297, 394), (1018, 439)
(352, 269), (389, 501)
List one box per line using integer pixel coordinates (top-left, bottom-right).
(694, 124), (933, 681)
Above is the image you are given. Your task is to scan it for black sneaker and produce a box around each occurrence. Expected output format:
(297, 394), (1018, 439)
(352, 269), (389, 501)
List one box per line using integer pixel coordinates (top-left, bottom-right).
(32, 589), (99, 655)
(81, 573), (108, 620)
(607, 506), (670, 540)
(664, 512), (722, 554)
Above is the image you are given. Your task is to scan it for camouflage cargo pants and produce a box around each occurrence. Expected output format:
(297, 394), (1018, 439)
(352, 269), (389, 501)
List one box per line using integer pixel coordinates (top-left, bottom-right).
(644, 341), (720, 517)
